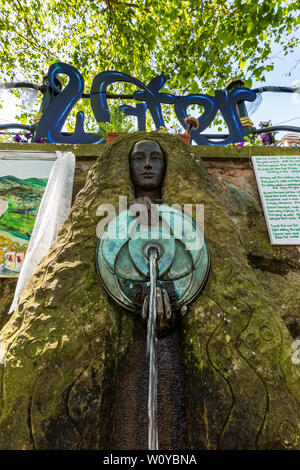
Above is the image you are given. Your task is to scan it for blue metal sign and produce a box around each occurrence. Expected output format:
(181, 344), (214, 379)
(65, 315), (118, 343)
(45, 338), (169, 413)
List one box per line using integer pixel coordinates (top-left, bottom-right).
(34, 62), (257, 145)
(2, 63), (300, 145)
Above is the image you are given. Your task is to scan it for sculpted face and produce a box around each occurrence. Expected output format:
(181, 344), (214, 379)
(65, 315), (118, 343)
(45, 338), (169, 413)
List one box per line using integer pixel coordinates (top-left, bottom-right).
(130, 140), (165, 198)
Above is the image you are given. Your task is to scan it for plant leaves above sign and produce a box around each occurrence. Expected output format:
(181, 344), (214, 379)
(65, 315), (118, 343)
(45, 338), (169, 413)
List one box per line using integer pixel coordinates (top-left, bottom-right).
(0, 0), (298, 129)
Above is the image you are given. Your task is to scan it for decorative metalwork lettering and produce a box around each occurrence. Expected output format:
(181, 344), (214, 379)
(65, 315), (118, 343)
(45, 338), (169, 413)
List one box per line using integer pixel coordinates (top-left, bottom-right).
(35, 62), (256, 145)
(2, 62), (300, 145)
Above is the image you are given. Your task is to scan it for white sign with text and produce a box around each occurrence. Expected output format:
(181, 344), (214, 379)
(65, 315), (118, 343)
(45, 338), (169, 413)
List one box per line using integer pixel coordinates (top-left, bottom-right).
(252, 155), (300, 245)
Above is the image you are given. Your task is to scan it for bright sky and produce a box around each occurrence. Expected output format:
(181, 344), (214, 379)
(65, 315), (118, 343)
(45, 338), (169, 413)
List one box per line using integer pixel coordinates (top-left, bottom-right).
(0, 34), (300, 141)
(246, 35), (300, 139)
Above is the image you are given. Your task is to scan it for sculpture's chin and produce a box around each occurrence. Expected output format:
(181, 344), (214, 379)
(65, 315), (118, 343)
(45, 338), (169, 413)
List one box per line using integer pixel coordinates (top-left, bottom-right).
(140, 183), (158, 191)
(137, 181), (159, 191)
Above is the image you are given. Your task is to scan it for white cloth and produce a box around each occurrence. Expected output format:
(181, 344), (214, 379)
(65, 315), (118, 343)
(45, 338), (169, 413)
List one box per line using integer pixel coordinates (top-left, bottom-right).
(9, 151), (75, 313)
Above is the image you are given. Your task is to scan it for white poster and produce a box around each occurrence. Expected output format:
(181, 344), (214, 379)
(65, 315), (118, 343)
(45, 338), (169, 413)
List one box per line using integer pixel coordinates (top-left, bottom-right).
(252, 155), (300, 245)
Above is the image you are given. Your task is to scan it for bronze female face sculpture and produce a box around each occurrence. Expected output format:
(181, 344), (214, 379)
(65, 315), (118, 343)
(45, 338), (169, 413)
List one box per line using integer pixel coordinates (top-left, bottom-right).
(129, 140), (166, 201)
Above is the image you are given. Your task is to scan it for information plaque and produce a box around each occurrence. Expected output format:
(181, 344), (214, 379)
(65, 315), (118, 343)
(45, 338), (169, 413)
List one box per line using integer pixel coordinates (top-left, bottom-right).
(252, 155), (300, 245)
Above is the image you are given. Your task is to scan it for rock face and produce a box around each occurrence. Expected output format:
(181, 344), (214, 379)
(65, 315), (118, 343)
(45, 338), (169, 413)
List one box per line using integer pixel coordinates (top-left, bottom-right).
(0, 133), (299, 450)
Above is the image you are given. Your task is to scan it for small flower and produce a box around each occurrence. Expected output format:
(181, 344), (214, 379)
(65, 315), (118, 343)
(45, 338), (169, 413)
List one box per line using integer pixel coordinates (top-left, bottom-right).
(260, 132), (269, 144)
(14, 134), (22, 142)
(24, 133), (32, 140)
(236, 141), (244, 146)
(36, 137), (47, 143)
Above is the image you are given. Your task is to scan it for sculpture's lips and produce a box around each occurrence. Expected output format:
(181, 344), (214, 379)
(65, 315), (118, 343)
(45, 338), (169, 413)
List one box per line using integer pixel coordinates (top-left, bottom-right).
(140, 173), (156, 178)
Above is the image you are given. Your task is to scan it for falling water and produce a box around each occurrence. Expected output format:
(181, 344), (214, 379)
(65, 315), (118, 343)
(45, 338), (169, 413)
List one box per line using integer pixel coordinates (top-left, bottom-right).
(147, 247), (158, 450)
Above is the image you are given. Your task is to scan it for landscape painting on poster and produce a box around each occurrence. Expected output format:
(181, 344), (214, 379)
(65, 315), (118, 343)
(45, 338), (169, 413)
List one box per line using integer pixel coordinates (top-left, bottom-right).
(0, 152), (55, 278)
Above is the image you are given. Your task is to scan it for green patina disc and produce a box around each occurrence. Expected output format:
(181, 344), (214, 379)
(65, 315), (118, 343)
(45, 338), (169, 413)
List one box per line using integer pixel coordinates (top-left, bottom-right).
(96, 204), (210, 312)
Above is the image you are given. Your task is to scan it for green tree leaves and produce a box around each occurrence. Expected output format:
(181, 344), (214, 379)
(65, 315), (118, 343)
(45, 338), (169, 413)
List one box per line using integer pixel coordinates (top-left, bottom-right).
(0, 0), (299, 129)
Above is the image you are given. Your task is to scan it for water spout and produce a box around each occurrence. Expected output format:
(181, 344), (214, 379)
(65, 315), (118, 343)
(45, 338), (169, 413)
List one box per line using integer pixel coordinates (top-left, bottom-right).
(147, 247), (158, 450)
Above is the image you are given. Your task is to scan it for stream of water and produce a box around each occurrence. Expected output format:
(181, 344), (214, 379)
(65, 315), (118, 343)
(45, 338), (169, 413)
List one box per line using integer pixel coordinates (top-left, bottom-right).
(147, 247), (158, 450)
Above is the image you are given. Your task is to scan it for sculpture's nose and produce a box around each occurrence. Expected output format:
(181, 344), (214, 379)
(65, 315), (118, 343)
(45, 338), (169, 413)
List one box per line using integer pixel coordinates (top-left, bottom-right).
(144, 155), (152, 169)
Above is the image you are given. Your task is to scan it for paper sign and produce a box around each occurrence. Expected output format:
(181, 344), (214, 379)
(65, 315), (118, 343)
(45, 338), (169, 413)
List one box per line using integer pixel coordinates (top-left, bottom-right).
(252, 155), (300, 245)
